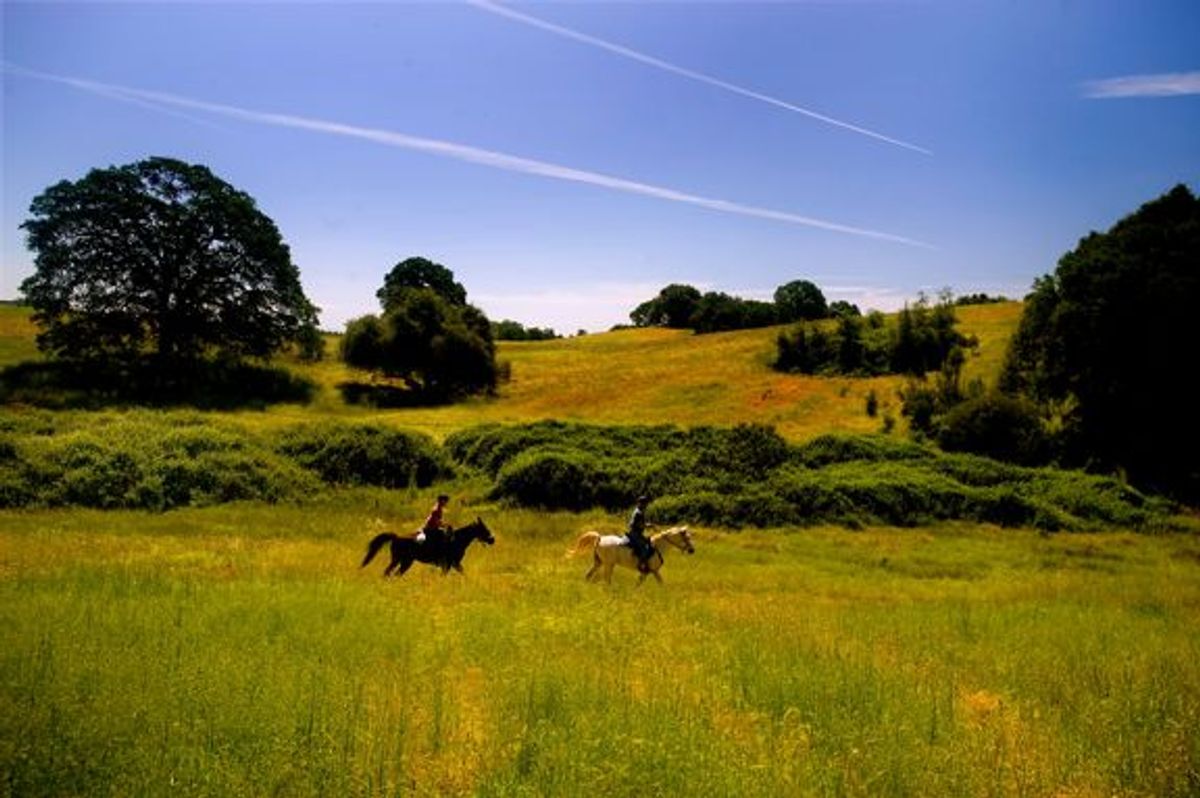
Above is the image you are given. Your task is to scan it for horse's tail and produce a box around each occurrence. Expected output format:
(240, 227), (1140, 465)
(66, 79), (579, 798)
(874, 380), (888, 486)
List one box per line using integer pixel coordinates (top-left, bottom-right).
(362, 532), (398, 567)
(568, 531), (602, 558)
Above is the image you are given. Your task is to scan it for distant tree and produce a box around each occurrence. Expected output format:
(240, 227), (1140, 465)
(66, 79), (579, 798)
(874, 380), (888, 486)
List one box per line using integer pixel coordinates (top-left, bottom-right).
(493, 320), (526, 340)
(836, 314), (865, 373)
(630, 284), (702, 328)
(691, 292), (778, 333)
(493, 319), (559, 341)
(343, 260), (496, 400)
(955, 292), (1009, 306)
(19, 157), (320, 368)
(1001, 184), (1200, 498)
(774, 280), (828, 322)
(829, 300), (861, 319)
(377, 257), (467, 310)
(775, 293), (973, 378)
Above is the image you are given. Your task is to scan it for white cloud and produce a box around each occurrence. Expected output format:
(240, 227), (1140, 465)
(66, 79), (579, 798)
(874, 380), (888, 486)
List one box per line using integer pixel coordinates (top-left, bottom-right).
(1083, 71), (1200, 98)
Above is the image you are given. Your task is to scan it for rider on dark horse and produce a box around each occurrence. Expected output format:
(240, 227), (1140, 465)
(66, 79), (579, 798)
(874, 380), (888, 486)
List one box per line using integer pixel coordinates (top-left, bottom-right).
(417, 494), (452, 564)
(627, 495), (655, 573)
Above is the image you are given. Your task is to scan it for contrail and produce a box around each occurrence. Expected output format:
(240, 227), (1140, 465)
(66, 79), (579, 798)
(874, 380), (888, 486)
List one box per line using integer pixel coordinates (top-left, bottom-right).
(5, 64), (933, 248)
(466, 0), (931, 156)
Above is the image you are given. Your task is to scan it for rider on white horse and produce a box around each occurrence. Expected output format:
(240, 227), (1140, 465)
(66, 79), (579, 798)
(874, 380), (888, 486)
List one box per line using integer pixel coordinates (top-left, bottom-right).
(627, 495), (654, 573)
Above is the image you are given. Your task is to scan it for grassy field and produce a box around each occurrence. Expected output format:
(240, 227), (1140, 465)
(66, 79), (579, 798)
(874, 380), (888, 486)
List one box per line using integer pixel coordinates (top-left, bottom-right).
(1, 301), (1023, 440)
(3, 501), (1199, 796)
(5, 300), (1199, 796)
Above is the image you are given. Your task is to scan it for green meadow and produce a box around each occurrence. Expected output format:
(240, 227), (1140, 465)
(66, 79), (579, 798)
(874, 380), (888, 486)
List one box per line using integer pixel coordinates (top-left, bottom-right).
(3, 301), (1199, 796)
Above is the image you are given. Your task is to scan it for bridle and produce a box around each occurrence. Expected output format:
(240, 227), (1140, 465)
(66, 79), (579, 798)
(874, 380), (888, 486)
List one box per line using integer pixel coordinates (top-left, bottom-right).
(658, 528), (694, 555)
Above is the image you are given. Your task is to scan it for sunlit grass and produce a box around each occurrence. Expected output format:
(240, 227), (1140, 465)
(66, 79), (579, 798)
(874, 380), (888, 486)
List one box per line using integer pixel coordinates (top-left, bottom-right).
(0, 304), (41, 366)
(3, 500), (1198, 796)
(1, 302), (1023, 442)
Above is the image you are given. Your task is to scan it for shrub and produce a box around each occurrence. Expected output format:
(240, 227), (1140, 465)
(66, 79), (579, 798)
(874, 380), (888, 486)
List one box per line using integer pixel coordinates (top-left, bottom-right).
(792, 434), (931, 468)
(275, 423), (452, 488)
(937, 392), (1049, 465)
(491, 449), (612, 511)
(3, 418), (322, 511)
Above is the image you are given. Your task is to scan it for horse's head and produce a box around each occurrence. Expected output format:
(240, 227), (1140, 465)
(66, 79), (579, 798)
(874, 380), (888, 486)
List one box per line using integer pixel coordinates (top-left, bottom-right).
(465, 517), (496, 546)
(660, 525), (695, 555)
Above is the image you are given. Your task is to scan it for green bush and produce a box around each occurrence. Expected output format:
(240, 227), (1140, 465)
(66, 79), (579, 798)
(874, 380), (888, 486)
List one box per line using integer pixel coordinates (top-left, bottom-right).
(448, 422), (1178, 531)
(0, 413), (455, 510)
(492, 449), (613, 511)
(937, 392), (1049, 465)
(275, 423), (451, 488)
(3, 418), (322, 511)
(792, 434), (931, 468)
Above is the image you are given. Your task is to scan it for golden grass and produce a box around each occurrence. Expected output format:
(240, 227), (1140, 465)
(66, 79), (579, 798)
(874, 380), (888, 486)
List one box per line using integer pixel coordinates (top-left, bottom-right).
(264, 301), (1026, 440)
(0, 302), (1024, 441)
(2, 503), (1198, 796)
(0, 303), (41, 365)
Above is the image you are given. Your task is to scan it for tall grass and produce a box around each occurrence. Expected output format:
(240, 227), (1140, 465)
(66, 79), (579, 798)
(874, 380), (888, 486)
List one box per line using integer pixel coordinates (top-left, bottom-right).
(2, 503), (1199, 796)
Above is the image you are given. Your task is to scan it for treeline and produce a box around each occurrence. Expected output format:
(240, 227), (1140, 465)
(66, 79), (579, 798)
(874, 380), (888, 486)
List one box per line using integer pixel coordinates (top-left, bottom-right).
(492, 320), (560, 341)
(628, 279), (1001, 336)
(775, 291), (976, 377)
(901, 185), (1200, 502)
(629, 280), (859, 334)
(3, 413), (1182, 531)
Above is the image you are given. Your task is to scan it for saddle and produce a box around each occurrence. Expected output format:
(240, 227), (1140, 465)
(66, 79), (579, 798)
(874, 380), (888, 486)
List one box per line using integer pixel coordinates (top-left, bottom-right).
(621, 535), (654, 571)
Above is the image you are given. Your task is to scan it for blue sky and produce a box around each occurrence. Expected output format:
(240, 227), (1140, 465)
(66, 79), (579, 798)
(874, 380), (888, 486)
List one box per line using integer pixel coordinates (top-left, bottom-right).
(3, 1), (1198, 333)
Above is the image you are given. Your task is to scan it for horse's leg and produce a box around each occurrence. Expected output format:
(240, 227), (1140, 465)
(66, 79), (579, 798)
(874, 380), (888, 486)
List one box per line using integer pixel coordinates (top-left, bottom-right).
(585, 551), (600, 581)
(393, 558), (413, 577)
(651, 570), (664, 585)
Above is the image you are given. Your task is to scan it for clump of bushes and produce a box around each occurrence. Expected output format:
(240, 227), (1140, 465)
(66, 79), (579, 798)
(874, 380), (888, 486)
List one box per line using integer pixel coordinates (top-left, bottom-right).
(775, 292), (976, 377)
(936, 392), (1049, 465)
(274, 423), (452, 488)
(1, 416), (319, 510)
(0, 412), (453, 510)
(447, 421), (1178, 531)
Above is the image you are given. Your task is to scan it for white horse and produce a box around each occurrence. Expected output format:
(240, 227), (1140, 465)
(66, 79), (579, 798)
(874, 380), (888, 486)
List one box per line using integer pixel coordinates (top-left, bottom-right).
(571, 526), (695, 584)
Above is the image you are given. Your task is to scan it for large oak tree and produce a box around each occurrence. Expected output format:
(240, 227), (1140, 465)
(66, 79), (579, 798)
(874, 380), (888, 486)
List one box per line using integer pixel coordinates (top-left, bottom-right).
(20, 157), (320, 367)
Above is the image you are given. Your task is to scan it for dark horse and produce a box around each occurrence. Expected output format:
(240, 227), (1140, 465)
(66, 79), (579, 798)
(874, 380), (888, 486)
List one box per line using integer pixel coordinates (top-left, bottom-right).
(361, 517), (495, 577)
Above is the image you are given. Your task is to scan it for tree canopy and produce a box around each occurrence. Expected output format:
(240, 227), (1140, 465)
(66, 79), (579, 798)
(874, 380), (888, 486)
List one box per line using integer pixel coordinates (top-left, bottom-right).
(1001, 184), (1200, 499)
(342, 258), (496, 401)
(493, 320), (559, 341)
(377, 257), (467, 310)
(773, 279), (828, 322)
(630, 279), (836, 333)
(629, 284), (702, 328)
(19, 157), (320, 367)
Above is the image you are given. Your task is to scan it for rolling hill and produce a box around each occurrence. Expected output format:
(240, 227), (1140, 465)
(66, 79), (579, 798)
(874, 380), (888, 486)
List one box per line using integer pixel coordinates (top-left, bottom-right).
(0, 300), (1024, 441)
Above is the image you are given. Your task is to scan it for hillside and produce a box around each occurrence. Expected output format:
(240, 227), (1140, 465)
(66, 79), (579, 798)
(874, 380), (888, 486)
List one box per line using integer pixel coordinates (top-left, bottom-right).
(0, 302), (1024, 441)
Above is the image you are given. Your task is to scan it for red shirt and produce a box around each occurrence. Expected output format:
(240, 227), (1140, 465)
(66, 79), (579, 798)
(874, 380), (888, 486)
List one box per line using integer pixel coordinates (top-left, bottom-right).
(424, 503), (445, 530)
